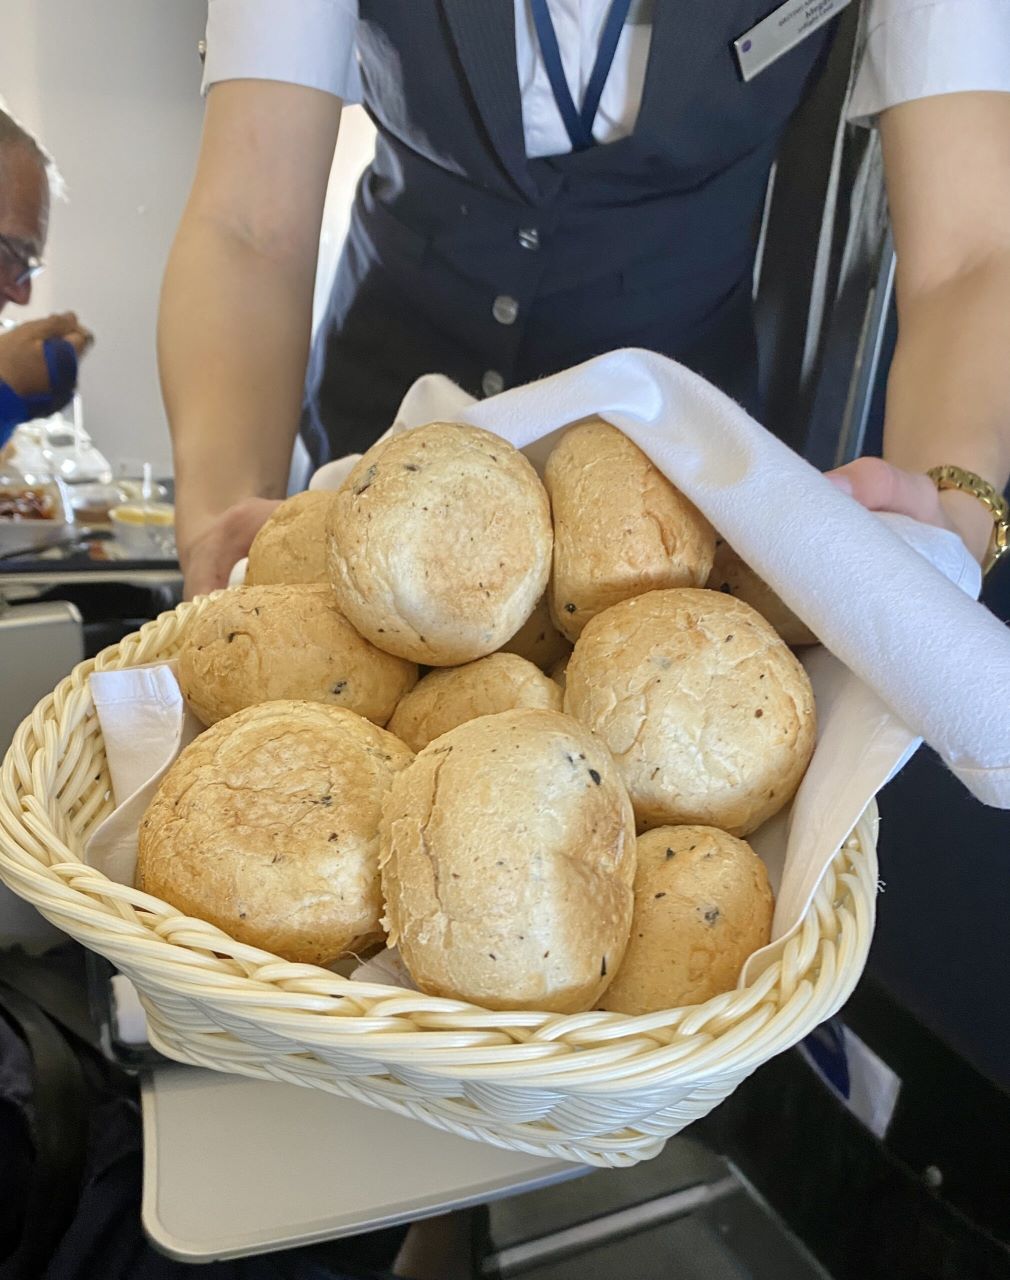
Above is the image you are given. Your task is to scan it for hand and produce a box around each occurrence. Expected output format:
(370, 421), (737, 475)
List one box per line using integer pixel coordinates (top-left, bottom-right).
(180, 496), (281, 599)
(826, 457), (994, 566)
(0, 312), (94, 397)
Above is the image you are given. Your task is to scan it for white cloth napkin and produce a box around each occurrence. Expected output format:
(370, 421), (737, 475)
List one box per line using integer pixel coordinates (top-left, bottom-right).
(85, 663), (203, 885)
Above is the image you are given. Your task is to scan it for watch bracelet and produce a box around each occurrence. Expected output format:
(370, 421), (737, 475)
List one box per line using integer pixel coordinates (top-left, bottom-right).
(927, 464), (1009, 575)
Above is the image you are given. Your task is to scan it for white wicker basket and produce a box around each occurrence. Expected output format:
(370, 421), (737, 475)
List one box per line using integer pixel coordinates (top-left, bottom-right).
(0, 599), (878, 1167)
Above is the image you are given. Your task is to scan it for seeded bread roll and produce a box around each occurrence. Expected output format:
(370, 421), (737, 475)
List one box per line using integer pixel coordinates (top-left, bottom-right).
(387, 653), (562, 752)
(708, 538), (818, 647)
(544, 419), (715, 642)
(178, 584), (417, 727)
(498, 594), (571, 670)
(599, 825), (773, 1014)
(380, 709), (636, 1012)
(328, 423), (552, 665)
(564, 589), (816, 836)
(246, 490), (337, 586)
(137, 701), (414, 965)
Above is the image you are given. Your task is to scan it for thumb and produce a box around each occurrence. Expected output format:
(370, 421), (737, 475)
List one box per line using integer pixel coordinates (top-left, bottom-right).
(825, 457), (938, 521)
(64, 325), (94, 358)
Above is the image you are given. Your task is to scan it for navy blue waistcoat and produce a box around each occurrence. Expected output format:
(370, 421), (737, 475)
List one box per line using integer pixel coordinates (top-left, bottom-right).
(302, 1), (837, 465)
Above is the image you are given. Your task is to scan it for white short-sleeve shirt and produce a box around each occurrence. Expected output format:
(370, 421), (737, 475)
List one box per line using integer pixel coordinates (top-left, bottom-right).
(202, 0), (1010, 158)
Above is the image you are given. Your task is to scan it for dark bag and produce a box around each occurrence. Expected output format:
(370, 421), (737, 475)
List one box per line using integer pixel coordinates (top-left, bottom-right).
(0, 947), (400, 1280)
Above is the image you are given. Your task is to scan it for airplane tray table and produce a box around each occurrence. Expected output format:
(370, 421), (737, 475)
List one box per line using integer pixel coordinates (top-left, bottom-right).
(140, 1066), (580, 1263)
(1, 478), (181, 590)
(0, 548), (181, 590)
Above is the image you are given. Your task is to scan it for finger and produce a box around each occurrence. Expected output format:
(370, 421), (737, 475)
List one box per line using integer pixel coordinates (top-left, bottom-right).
(826, 457), (939, 522)
(188, 532), (246, 600)
(227, 497), (282, 545)
(184, 567), (222, 601)
(182, 499), (280, 599)
(64, 327), (94, 357)
(184, 540), (233, 599)
(17, 312), (80, 341)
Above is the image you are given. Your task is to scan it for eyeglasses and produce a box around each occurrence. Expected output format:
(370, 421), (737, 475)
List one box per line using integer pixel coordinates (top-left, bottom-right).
(0, 233), (44, 288)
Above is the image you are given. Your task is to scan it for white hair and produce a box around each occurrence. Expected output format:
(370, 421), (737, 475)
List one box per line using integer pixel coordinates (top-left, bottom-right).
(0, 97), (66, 201)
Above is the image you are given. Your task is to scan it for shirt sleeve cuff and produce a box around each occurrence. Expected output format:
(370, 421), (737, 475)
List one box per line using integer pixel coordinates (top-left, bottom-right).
(202, 0), (362, 103)
(0, 382), (29, 442)
(849, 0), (1010, 124)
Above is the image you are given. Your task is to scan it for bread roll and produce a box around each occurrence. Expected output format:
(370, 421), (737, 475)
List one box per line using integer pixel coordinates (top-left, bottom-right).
(708, 538), (818, 647)
(328, 423), (552, 665)
(544, 419), (715, 642)
(599, 826), (773, 1014)
(498, 594), (571, 670)
(178, 584), (417, 727)
(138, 701), (414, 965)
(564, 589), (815, 836)
(380, 709), (636, 1012)
(387, 653), (562, 752)
(246, 490), (337, 586)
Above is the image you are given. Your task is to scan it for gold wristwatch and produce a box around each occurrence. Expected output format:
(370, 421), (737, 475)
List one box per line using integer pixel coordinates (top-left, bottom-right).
(927, 464), (1009, 576)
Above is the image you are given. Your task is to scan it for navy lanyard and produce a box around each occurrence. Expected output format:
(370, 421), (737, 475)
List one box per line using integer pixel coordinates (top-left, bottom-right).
(528, 0), (634, 151)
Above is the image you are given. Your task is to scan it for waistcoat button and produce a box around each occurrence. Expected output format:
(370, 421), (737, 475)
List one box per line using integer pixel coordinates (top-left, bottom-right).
(482, 370), (505, 397)
(517, 227), (540, 251)
(492, 295), (519, 325)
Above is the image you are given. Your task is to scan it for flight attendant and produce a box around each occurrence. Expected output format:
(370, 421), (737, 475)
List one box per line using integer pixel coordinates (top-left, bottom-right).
(159, 2), (1010, 596)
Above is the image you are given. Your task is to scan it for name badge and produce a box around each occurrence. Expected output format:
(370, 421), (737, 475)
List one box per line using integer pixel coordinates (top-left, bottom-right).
(734, 0), (852, 82)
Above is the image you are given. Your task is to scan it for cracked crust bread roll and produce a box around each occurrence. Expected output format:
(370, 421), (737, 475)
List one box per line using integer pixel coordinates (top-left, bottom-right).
(544, 418), (716, 642)
(137, 701), (414, 965)
(564, 588), (816, 836)
(177, 584), (418, 727)
(708, 538), (818, 647)
(497, 595), (571, 671)
(387, 653), (562, 752)
(328, 423), (552, 666)
(246, 490), (338, 586)
(380, 708), (636, 1012)
(599, 826), (774, 1014)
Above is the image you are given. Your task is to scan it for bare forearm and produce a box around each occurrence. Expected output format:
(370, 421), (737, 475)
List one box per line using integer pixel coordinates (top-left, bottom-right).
(158, 216), (315, 548)
(884, 252), (1010, 489)
(874, 93), (1010, 562)
(157, 80), (342, 578)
